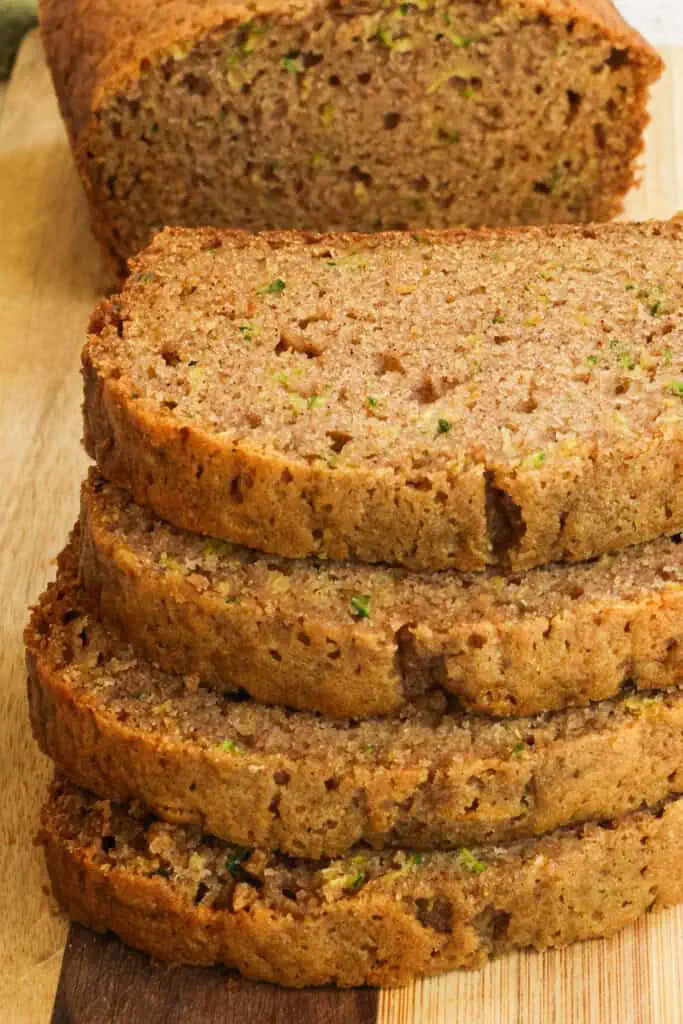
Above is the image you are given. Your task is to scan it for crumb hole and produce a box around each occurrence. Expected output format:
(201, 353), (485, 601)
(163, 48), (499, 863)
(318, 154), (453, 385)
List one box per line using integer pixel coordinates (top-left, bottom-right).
(415, 373), (441, 403)
(161, 347), (181, 367)
(380, 351), (406, 374)
(275, 331), (324, 358)
(416, 897), (453, 934)
(606, 47), (629, 70)
(327, 430), (353, 453)
(517, 395), (538, 414)
(407, 476), (432, 492)
(302, 51), (322, 68)
(350, 165), (373, 187)
(566, 89), (582, 124)
(230, 474), (251, 503)
(183, 73), (211, 96)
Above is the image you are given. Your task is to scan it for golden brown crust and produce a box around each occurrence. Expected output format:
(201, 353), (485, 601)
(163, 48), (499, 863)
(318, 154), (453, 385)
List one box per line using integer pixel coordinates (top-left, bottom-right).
(82, 223), (683, 572)
(26, 545), (683, 858)
(41, 0), (662, 266)
(80, 473), (683, 720)
(82, 354), (490, 570)
(84, 358), (683, 571)
(42, 781), (683, 987)
(81, 359), (683, 570)
(40, 0), (662, 142)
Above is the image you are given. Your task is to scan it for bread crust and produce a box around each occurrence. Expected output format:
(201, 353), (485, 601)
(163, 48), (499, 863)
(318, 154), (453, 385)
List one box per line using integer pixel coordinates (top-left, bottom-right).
(82, 356), (683, 570)
(42, 781), (683, 987)
(82, 223), (683, 572)
(27, 544), (683, 859)
(40, 0), (662, 266)
(80, 473), (683, 720)
(39, 0), (661, 142)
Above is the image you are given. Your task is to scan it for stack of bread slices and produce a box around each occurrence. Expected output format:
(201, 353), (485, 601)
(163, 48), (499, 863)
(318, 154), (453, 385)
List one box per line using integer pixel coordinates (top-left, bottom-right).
(28, 221), (683, 988)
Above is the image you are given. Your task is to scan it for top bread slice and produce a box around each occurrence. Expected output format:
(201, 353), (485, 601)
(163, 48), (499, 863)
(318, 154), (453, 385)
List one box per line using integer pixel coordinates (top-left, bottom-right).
(42, 0), (661, 267)
(83, 222), (683, 571)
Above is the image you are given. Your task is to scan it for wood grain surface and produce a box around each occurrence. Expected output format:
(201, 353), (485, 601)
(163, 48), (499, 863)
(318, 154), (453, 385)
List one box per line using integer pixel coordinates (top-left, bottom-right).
(51, 926), (379, 1024)
(0, 30), (107, 1024)
(1, 28), (682, 1024)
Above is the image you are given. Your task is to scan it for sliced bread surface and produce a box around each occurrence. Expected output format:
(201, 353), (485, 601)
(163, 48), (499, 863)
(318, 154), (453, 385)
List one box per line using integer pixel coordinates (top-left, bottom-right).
(41, 0), (661, 266)
(27, 541), (683, 859)
(83, 223), (683, 571)
(80, 473), (683, 719)
(42, 780), (683, 987)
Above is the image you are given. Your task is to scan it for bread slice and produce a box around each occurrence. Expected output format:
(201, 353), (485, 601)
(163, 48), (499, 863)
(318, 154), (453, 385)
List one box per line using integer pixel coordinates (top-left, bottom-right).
(83, 223), (683, 572)
(42, 779), (683, 987)
(41, 0), (661, 269)
(28, 541), (683, 859)
(81, 473), (683, 720)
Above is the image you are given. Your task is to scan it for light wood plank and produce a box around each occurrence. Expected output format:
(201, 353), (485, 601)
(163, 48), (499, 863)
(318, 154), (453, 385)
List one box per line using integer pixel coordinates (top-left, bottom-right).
(379, 910), (683, 1024)
(0, 30), (108, 1024)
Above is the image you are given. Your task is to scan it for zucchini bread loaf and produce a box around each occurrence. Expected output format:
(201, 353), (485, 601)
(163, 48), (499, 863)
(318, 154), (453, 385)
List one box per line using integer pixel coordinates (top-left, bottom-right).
(27, 542), (683, 859)
(41, 0), (661, 268)
(81, 474), (683, 720)
(42, 779), (683, 987)
(83, 223), (683, 572)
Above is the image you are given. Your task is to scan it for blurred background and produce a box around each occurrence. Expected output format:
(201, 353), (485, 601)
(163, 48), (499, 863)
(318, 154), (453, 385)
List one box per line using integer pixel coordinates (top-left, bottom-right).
(618, 0), (683, 41)
(0, 0), (37, 79)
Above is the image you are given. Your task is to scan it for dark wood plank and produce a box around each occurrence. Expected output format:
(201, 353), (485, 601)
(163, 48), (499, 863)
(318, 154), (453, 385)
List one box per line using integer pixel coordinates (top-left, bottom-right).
(51, 924), (380, 1024)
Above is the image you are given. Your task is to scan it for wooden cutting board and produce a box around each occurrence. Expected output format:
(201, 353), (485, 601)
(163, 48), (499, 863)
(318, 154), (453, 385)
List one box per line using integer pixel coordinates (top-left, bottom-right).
(2, 29), (683, 1024)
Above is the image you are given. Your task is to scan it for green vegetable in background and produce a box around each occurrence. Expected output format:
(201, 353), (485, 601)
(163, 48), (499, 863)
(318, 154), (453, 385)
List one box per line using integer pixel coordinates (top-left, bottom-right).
(0, 1), (37, 80)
